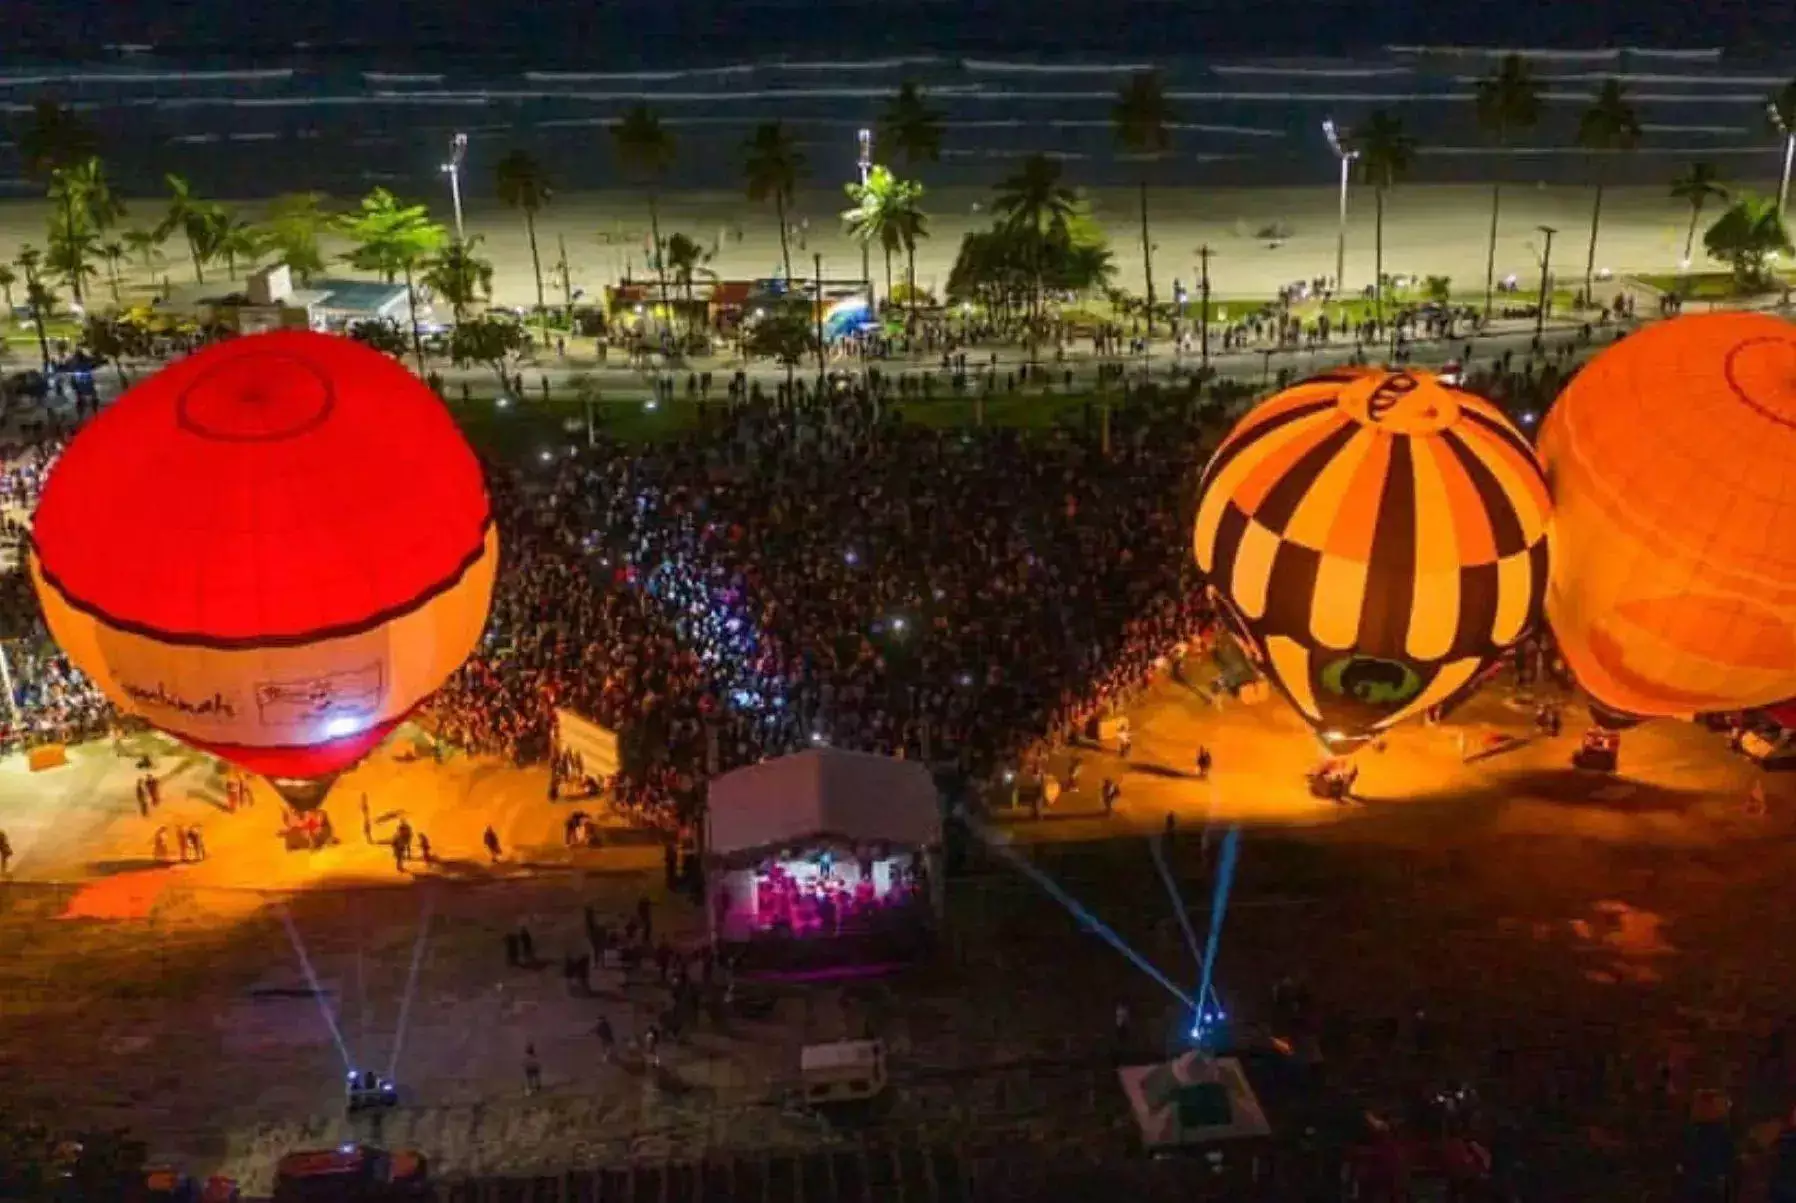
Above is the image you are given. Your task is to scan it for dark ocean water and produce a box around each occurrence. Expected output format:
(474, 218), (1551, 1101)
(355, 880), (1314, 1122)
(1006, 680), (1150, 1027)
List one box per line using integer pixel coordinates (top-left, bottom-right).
(4, 0), (1796, 200)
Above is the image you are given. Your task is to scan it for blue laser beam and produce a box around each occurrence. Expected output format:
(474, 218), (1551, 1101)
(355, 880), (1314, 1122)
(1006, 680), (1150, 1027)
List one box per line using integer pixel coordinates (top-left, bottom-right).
(964, 814), (1193, 1010)
(385, 890), (437, 1081)
(280, 905), (355, 1072)
(1194, 826), (1241, 1029)
(1149, 832), (1206, 972)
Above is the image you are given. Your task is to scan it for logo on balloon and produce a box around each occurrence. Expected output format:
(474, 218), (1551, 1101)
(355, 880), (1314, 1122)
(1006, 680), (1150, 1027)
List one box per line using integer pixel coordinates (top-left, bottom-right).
(1319, 655), (1423, 707)
(254, 663), (386, 728)
(1366, 373), (1420, 423)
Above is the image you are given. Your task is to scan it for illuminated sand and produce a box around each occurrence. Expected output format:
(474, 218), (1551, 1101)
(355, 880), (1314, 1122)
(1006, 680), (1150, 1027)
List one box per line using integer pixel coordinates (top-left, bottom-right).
(0, 669), (1791, 1189)
(0, 182), (1742, 315)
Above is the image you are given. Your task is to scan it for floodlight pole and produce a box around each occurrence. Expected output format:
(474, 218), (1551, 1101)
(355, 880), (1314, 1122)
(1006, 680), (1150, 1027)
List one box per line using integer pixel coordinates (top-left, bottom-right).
(1324, 119), (1359, 300)
(1773, 103), (1796, 221)
(1535, 225), (1557, 340)
(1197, 244), (1213, 373)
(0, 639), (20, 731)
(442, 132), (468, 242)
(857, 128), (873, 313)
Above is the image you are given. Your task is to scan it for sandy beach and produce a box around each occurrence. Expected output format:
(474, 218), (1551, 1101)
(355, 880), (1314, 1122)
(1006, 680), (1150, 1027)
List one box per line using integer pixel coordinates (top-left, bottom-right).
(0, 181), (1735, 311)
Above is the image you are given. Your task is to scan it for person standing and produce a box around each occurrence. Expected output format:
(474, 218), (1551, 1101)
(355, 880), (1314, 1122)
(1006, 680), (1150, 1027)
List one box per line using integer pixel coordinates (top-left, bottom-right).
(1116, 719), (1132, 759)
(523, 1043), (542, 1095)
(360, 794), (373, 844)
(483, 825), (503, 862)
(0, 829), (11, 875)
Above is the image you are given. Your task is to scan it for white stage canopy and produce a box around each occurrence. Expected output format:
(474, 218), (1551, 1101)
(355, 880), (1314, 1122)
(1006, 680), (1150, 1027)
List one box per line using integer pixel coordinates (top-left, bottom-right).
(705, 748), (941, 859)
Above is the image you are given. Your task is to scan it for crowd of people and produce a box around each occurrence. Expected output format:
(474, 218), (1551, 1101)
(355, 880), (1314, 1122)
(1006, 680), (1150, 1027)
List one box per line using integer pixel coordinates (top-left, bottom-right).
(426, 378), (1220, 829)
(0, 431), (112, 755)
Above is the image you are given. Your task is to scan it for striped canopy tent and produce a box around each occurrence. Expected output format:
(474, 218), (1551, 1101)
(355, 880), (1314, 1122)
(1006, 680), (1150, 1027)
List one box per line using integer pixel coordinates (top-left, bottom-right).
(1194, 368), (1551, 742)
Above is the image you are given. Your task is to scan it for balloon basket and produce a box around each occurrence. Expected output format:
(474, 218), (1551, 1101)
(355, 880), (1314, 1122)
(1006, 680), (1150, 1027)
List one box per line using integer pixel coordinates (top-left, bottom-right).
(267, 774), (342, 813)
(1571, 729), (1620, 773)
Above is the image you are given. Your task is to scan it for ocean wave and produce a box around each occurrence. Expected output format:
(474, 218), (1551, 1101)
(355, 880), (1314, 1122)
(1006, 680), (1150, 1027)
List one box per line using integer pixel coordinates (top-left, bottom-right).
(171, 133), (221, 144)
(59, 69), (296, 83)
(962, 60), (1152, 75)
(1639, 122), (1750, 134)
(525, 67), (759, 83)
(943, 148), (1092, 159)
(228, 132), (282, 142)
(774, 57), (940, 71)
(1472, 71), (1794, 85)
(364, 72), (447, 84)
(1389, 45), (1623, 60)
(1421, 144), (1765, 155)
(1626, 48), (1723, 60)
(1212, 65), (1413, 78)
(1539, 90), (1771, 103)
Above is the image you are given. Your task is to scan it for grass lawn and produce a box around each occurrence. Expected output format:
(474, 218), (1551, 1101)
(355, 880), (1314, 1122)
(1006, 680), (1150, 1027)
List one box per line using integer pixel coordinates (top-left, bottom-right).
(1631, 269), (1794, 300)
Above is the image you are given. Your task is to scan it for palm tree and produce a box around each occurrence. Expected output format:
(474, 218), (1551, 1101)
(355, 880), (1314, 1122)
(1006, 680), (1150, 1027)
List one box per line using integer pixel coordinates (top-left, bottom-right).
(0, 264), (14, 312)
(1113, 71), (1174, 337)
(60, 156), (124, 231)
(17, 100), (97, 183)
(1474, 54), (1541, 320)
(1769, 79), (1796, 219)
(1704, 193), (1794, 287)
(216, 217), (265, 280)
(895, 189), (929, 318)
(494, 150), (552, 321)
(992, 153), (1079, 318)
(1577, 79), (1642, 301)
(157, 173), (224, 285)
(335, 187), (449, 372)
(744, 122), (805, 283)
(1670, 162), (1729, 271)
(14, 246), (53, 370)
(122, 226), (166, 278)
(660, 232), (714, 334)
(98, 239), (126, 303)
(843, 165), (923, 309)
(610, 104), (676, 320)
(45, 214), (98, 302)
(1350, 111), (1418, 324)
(258, 192), (330, 283)
(420, 234), (495, 325)
(879, 81), (944, 169)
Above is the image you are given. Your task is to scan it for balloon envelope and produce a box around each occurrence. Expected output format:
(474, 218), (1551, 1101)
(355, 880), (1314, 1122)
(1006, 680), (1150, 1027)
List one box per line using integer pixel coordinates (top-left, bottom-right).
(28, 330), (496, 794)
(1195, 368), (1551, 740)
(1540, 312), (1796, 719)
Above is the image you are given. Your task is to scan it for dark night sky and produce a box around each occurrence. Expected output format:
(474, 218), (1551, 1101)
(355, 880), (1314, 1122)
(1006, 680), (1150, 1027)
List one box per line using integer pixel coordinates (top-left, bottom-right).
(11, 0), (1796, 58)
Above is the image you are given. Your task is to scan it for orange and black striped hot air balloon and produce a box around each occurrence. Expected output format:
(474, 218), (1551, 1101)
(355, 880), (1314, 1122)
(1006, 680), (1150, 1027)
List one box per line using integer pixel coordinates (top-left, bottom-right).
(1194, 367), (1552, 743)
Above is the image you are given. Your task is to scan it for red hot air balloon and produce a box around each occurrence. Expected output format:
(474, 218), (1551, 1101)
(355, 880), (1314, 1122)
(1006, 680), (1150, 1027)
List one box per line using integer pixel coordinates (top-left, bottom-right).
(27, 330), (497, 806)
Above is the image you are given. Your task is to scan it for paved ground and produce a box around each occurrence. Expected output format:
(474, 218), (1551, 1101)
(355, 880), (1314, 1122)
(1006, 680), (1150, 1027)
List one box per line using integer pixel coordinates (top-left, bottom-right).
(1, 654), (1792, 1194)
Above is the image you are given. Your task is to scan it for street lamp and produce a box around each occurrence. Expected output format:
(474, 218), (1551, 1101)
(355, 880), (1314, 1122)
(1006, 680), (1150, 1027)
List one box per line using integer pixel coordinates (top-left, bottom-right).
(0, 639), (21, 734)
(1323, 119), (1359, 298)
(1535, 225), (1558, 339)
(441, 132), (468, 242)
(857, 128), (873, 312)
(1770, 102), (1795, 222)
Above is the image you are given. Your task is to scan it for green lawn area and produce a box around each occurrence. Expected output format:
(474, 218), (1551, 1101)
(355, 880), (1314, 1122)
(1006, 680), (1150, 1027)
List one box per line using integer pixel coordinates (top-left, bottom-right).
(1630, 270), (1794, 300)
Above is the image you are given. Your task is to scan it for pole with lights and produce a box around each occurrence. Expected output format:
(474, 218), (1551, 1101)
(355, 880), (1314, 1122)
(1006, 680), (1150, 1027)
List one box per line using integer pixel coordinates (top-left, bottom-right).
(857, 128), (874, 316)
(1323, 119), (1359, 301)
(441, 132), (468, 243)
(1771, 101), (1796, 222)
(1535, 225), (1557, 340)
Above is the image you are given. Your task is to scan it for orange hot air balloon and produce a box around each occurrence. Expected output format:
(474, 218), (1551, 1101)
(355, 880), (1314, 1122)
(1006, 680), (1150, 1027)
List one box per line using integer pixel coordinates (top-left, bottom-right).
(1540, 311), (1796, 720)
(28, 330), (497, 807)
